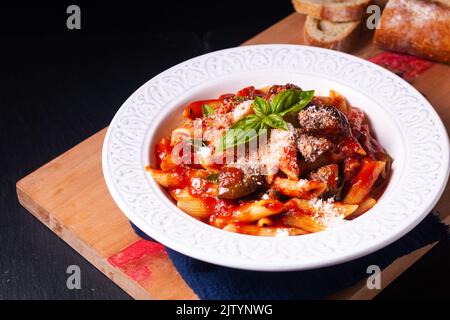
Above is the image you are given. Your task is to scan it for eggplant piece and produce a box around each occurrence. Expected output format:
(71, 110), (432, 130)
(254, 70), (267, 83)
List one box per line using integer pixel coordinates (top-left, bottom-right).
(298, 105), (350, 137)
(217, 166), (264, 199)
(297, 133), (333, 163)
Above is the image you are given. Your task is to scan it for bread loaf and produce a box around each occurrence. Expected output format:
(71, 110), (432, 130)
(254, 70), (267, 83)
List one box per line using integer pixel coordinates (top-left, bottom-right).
(292, 0), (372, 22)
(374, 0), (450, 64)
(303, 16), (361, 52)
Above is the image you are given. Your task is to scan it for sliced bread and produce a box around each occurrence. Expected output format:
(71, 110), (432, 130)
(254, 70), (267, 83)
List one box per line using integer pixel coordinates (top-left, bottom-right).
(303, 16), (361, 52)
(292, 0), (372, 22)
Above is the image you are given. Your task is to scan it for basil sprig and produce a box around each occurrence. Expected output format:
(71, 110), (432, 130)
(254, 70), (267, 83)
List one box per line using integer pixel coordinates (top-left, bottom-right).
(217, 89), (314, 151)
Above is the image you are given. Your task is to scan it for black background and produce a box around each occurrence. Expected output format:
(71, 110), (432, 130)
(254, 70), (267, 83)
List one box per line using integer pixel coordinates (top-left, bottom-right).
(0, 0), (449, 299)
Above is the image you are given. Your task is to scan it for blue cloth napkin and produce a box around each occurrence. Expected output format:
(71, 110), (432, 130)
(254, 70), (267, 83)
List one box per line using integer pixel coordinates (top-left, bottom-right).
(130, 213), (449, 300)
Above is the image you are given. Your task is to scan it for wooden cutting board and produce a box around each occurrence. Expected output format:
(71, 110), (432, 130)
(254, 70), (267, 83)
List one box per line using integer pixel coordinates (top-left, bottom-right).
(16, 13), (450, 300)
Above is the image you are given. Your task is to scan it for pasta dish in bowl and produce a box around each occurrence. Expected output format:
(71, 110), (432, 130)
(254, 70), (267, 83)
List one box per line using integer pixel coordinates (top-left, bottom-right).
(147, 84), (392, 237)
(103, 45), (449, 270)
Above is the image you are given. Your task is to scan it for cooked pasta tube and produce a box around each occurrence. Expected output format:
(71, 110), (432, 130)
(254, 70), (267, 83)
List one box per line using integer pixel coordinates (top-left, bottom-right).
(170, 127), (193, 145)
(160, 154), (178, 171)
(273, 177), (327, 199)
(283, 214), (326, 233)
(347, 197), (377, 219)
(283, 198), (358, 232)
(169, 188), (191, 201)
(257, 217), (273, 227)
(147, 168), (181, 188)
(344, 159), (386, 204)
(177, 197), (210, 219)
(223, 224), (238, 233)
(285, 198), (358, 218)
(232, 199), (284, 222)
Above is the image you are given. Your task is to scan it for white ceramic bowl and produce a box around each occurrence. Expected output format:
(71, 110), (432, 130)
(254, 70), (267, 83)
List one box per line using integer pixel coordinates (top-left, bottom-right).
(102, 45), (449, 271)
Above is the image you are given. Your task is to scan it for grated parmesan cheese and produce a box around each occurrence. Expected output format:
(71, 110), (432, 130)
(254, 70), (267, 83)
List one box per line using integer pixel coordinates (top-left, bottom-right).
(232, 100), (254, 123)
(198, 146), (212, 159)
(309, 197), (347, 229)
(297, 179), (308, 189)
(275, 228), (290, 237)
(261, 123), (296, 175)
(218, 187), (228, 195)
(231, 149), (265, 176)
(191, 178), (202, 189)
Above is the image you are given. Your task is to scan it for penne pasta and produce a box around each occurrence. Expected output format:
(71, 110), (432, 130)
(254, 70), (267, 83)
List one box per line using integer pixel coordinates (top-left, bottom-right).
(344, 159), (386, 204)
(223, 224), (238, 233)
(340, 136), (367, 157)
(170, 127), (193, 145)
(283, 198), (358, 232)
(311, 90), (350, 114)
(347, 197), (377, 219)
(257, 217), (273, 227)
(285, 198), (358, 219)
(177, 197), (210, 219)
(279, 146), (300, 180)
(273, 177), (327, 199)
(343, 156), (361, 182)
(160, 154), (178, 171)
(209, 215), (229, 229)
(169, 188), (191, 201)
(147, 168), (181, 188)
(233, 199), (284, 223)
(150, 168), (219, 197)
(283, 213), (326, 233)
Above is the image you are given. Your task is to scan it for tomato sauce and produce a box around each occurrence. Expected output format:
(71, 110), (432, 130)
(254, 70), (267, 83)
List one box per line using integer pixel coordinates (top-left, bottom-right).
(148, 85), (392, 236)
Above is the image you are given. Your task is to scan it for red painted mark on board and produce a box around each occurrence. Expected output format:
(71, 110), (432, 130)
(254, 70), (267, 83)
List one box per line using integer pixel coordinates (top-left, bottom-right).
(108, 239), (167, 282)
(369, 52), (434, 81)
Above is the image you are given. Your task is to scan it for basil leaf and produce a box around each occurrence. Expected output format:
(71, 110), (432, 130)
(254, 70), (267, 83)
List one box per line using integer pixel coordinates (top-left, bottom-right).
(205, 173), (218, 183)
(265, 114), (289, 130)
(253, 96), (271, 117)
(279, 90), (314, 116)
(238, 114), (261, 129)
(270, 89), (300, 113)
(202, 104), (215, 117)
(217, 124), (267, 151)
(226, 115), (260, 142)
(216, 86), (313, 151)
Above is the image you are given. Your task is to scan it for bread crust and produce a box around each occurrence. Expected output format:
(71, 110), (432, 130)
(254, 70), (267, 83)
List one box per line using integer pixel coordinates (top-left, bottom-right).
(303, 17), (361, 52)
(292, 0), (372, 22)
(374, 0), (450, 64)
(430, 0), (450, 7)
